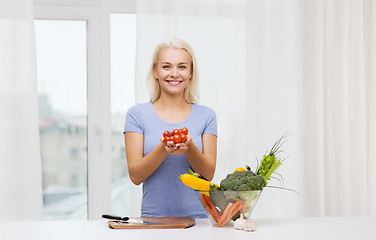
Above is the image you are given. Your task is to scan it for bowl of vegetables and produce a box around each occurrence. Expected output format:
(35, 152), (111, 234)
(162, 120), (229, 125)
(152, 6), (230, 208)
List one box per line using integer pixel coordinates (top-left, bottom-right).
(195, 168), (265, 227)
(197, 190), (262, 227)
(179, 133), (290, 230)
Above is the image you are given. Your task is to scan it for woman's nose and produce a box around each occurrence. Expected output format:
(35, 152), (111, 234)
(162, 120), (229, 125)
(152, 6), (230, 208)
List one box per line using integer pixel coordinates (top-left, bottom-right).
(170, 67), (178, 77)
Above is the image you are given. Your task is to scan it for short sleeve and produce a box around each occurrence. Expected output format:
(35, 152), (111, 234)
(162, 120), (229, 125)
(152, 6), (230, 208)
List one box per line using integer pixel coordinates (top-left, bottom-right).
(203, 107), (217, 136)
(123, 104), (144, 134)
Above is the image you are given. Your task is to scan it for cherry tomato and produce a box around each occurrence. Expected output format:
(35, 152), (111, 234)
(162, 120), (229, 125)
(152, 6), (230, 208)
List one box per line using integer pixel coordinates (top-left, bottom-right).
(181, 127), (188, 135)
(163, 131), (171, 137)
(172, 129), (181, 136)
(180, 134), (187, 142)
(163, 136), (173, 144)
(173, 134), (182, 144)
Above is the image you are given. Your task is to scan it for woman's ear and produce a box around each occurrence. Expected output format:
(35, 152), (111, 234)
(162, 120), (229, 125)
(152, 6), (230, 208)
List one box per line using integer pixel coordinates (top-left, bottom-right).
(190, 61), (193, 79)
(153, 66), (158, 79)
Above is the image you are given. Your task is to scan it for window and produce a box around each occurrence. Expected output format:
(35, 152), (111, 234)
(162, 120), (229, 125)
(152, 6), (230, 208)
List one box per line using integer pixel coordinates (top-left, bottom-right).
(34, 0), (137, 220)
(35, 19), (88, 220)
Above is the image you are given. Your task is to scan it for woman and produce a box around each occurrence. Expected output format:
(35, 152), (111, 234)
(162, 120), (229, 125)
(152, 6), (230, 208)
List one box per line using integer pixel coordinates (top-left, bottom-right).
(123, 38), (217, 218)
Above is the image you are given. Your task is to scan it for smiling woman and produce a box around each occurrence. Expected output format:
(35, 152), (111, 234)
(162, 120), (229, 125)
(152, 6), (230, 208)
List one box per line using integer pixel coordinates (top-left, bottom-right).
(123, 38), (218, 218)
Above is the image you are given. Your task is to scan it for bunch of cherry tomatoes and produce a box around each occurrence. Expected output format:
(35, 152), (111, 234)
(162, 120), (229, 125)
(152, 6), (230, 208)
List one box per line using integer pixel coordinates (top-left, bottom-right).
(163, 127), (189, 144)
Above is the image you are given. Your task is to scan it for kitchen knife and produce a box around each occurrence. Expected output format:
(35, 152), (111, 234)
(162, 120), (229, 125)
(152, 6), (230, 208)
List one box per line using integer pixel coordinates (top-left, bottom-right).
(102, 214), (129, 221)
(102, 214), (163, 225)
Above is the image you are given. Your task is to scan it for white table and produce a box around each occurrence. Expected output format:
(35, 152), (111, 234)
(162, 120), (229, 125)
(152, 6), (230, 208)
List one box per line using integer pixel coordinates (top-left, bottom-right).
(1, 217), (375, 240)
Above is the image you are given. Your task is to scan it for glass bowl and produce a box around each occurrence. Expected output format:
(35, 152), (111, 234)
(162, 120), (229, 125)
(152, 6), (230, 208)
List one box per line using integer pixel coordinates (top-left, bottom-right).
(197, 190), (262, 227)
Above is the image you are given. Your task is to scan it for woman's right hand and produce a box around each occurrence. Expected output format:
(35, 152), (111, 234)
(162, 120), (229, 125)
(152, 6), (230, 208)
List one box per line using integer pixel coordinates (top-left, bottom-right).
(160, 136), (177, 153)
(160, 135), (190, 155)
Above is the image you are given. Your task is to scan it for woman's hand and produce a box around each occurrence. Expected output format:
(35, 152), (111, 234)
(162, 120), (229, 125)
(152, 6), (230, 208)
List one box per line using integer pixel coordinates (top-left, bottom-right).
(160, 134), (192, 155)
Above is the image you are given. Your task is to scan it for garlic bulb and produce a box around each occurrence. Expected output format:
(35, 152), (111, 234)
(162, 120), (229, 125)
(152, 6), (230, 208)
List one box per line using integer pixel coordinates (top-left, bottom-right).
(243, 218), (257, 232)
(233, 214), (246, 230)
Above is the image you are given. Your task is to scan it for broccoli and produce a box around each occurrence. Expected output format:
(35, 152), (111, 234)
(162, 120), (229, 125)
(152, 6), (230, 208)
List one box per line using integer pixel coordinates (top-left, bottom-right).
(245, 165), (255, 177)
(248, 175), (266, 190)
(220, 178), (231, 190)
(245, 170), (255, 177)
(228, 178), (242, 190)
(240, 176), (249, 184)
(223, 191), (239, 200)
(209, 183), (221, 191)
(237, 184), (252, 191)
(232, 171), (247, 178)
(219, 168), (265, 191)
(226, 173), (237, 181)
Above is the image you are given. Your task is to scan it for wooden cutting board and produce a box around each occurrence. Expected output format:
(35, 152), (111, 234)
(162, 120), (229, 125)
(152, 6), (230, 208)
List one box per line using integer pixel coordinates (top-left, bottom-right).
(107, 217), (195, 229)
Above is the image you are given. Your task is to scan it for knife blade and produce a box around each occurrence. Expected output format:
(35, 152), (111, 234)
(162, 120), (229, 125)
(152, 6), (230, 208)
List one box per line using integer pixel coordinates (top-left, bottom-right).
(125, 218), (163, 225)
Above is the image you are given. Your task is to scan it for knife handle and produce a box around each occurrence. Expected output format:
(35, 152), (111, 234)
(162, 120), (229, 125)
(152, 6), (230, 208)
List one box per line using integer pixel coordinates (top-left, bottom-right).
(102, 214), (124, 220)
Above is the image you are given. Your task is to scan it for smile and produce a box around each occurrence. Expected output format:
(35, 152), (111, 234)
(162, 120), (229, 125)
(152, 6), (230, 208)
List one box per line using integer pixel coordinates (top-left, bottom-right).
(166, 80), (183, 85)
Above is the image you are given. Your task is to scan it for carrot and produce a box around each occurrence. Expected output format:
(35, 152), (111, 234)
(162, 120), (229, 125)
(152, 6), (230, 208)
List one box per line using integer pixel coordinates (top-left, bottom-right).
(200, 194), (219, 222)
(241, 199), (247, 216)
(205, 206), (218, 222)
(219, 204), (241, 227)
(205, 195), (221, 221)
(217, 202), (234, 226)
(218, 200), (241, 227)
(200, 194), (208, 208)
(229, 201), (242, 220)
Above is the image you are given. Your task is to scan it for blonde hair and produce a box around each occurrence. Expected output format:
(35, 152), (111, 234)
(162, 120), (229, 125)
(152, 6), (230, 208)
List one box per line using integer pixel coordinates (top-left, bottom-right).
(147, 38), (199, 103)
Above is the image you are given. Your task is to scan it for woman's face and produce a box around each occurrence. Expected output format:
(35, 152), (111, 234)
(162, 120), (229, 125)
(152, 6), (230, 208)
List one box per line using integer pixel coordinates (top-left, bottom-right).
(153, 47), (192, 98)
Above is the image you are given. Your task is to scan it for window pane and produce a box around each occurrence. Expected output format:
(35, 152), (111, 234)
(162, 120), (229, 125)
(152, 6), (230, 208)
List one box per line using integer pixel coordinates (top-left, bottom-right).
(34, 19), (88, 220)
(110, 13), (136, 215)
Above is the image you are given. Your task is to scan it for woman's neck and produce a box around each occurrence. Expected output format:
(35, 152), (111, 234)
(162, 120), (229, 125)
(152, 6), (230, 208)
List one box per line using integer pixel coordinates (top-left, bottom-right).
(152, 95), (192, 123)
(154, 91), (189, 107)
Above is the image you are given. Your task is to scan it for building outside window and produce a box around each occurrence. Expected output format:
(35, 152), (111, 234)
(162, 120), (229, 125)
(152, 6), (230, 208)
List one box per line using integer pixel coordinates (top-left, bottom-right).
(34, 1), (136, 220)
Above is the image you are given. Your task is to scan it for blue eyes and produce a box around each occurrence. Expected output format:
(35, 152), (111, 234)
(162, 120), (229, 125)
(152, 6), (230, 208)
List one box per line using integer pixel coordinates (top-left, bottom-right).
(162, 65), (187, 69)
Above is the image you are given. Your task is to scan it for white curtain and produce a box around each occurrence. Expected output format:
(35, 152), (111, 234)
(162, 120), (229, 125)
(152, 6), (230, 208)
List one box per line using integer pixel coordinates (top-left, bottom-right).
(301, 0), (376, 217)
(135, 0), (376, 217)
(0, 0), (43, 220)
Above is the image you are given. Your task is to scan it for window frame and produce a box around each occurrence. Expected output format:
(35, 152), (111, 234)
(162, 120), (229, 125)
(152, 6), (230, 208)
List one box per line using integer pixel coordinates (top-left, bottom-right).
(33, 0), (136, 220)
